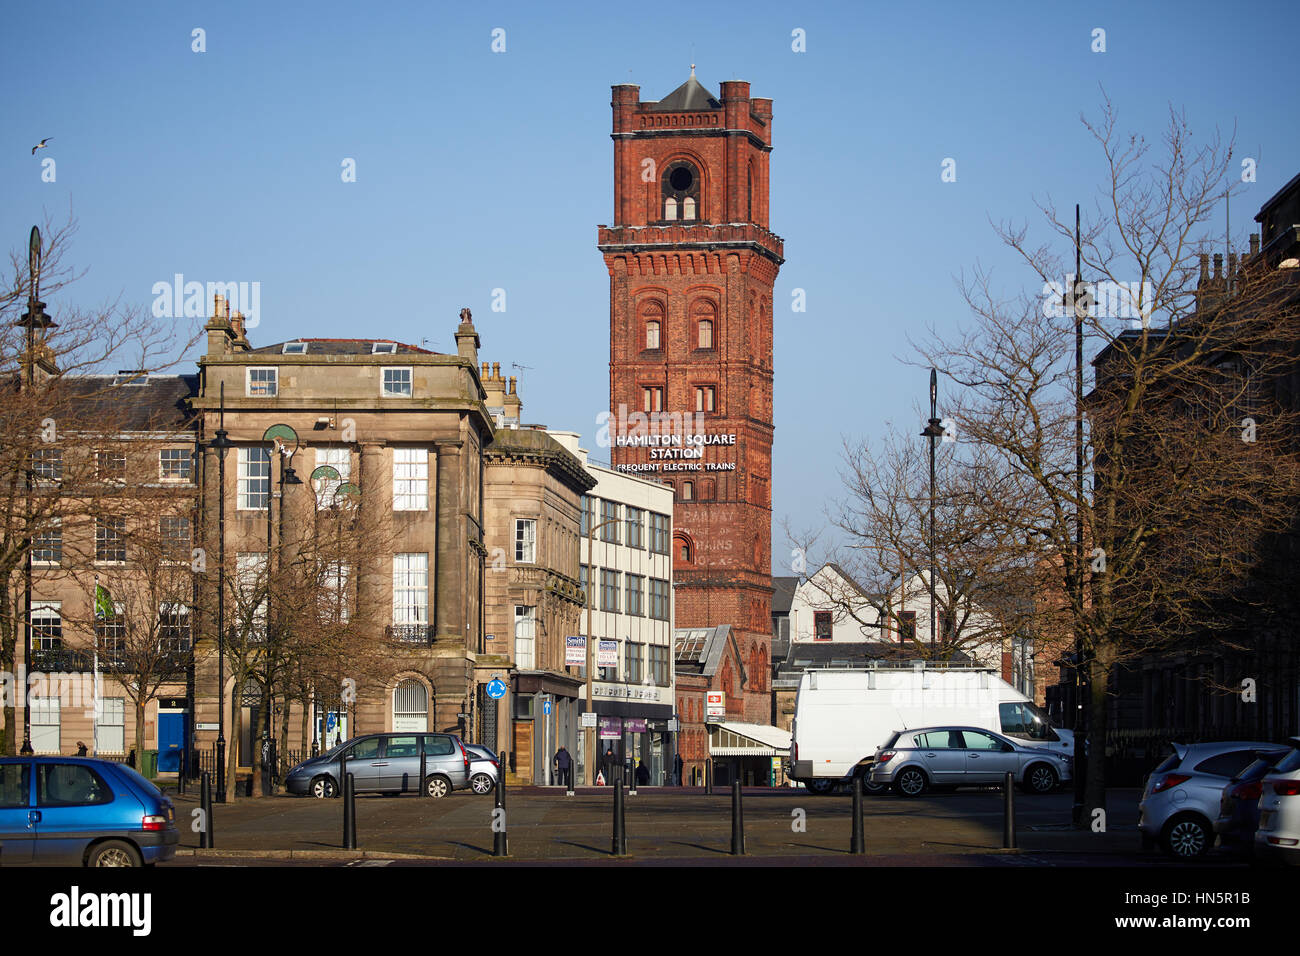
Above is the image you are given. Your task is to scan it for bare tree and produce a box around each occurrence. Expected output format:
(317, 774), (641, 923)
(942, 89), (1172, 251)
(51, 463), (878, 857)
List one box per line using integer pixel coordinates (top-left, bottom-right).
(0, 217), (199, 753)
(918, 98), (1300, 817)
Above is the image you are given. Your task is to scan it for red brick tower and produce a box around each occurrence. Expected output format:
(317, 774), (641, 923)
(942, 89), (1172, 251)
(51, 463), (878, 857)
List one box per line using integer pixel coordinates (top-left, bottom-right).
(598, 70), (783, 724)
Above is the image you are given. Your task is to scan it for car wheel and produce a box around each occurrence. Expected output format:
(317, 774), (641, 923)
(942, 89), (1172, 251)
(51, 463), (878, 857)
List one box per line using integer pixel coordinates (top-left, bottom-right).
(424, 775), (451, 799)
(1023, 763), (1059, 795)
(310, 775), (338, 799)
(894, 767), (928, 797)
(88, 840), (142, 868)
(806, 779), (835, 795)
(1162, 815), (1212, 859)
(470, 773), (495, 795)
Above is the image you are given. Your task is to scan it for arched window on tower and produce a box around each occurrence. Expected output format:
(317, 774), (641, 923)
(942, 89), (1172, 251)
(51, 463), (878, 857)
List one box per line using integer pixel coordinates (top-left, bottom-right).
(698, 318), (713, 350)
(681, 481), (693, 501)
(646, 320), (661, 350)
(662, 161), (701, 222)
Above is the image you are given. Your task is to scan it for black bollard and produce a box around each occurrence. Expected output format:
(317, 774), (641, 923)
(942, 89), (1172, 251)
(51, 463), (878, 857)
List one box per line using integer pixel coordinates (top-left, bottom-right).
(850, 775), (865, 854)
(565, 760), (575, 797)
(629, 760), (638, 797)
(612, 780), (626, 856)
(420, 749), (428, 797)
(730, 778), (745, 855)
(706, 759), (713, 795)
(1003, 772), (1016, 849)
(343, 772), (356, 850)
(493, 751), (508, 857)
(199, 772), (212, 849)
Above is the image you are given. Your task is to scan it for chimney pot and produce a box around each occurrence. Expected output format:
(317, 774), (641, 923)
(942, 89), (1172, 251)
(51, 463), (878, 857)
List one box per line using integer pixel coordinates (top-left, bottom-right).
(509, 376), (517, 394)
(493, 362), (500, 378)
(1249, 234), (1260, 256)
(1199, 253), (1210, 281)
(1228, 252), (1238, 276)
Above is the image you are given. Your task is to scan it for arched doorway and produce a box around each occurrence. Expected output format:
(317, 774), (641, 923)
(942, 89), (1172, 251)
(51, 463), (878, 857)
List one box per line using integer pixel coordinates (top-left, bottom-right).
(393, 678), (430, 732)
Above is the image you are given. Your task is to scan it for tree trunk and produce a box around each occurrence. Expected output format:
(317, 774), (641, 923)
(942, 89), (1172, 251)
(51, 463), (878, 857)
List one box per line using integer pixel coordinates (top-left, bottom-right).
(225, 682), (242, 803)
(134, 699), (147, 774)
(251, 690), (267, 797)
(1084, 651), (1110, 821)
(1, 588), (15, 756)
(299, 691), (310, 755)
(278, 690), (291, 781)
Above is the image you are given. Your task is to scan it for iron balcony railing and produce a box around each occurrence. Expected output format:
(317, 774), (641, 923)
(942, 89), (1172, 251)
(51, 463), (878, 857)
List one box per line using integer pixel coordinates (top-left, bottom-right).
(386, 623), (434, 646)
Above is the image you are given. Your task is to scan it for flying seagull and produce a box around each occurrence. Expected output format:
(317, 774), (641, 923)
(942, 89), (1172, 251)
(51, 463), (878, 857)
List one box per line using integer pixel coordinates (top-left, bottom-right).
(31, 138), (52, 154)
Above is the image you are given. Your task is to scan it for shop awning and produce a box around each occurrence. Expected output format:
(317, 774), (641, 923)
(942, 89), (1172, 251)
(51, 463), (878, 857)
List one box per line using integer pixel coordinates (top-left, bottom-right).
(709, 722), (792, 756)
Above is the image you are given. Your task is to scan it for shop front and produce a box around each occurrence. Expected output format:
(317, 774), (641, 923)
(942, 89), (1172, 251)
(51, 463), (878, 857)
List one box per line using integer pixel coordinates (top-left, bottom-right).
(587, 680), (675, 786)
(708, 722), (793, 787)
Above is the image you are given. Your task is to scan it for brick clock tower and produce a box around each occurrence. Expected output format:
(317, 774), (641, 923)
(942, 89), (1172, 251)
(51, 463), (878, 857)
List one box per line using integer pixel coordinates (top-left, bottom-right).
(598, 70), (783, 724)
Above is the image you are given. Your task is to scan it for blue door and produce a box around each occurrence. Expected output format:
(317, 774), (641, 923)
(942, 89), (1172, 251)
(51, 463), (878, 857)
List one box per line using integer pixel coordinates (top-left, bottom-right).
(0, 760), (34, 864)
(158, 712), (186, 773)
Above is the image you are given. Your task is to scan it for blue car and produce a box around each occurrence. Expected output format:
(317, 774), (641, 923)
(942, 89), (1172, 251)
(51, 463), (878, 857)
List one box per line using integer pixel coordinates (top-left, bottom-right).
(0, 756), (179, 866)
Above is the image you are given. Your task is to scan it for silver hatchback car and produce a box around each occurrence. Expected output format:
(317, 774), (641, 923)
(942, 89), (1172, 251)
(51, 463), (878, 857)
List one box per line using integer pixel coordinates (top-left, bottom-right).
(869, 726), (1071, 797)
(1138, 740), (1277, 859)
(462, 743), (500, 795)
(285, 733), (471, 798)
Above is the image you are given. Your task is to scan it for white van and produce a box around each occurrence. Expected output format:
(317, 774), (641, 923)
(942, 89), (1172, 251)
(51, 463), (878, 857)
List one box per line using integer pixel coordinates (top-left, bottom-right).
(789, 664), (1074, 793)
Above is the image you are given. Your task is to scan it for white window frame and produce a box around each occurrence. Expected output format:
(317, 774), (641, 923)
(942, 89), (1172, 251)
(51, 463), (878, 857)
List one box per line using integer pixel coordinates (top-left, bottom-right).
(392, 553), (429, 626)
(238, 447), (271, 510)
(236, 553), (269, 638)
(32, 518), (62, 566)
(30, 696), (60, 754)
(246, 366), (279, 397)
(381, 367), (413, 397)
(514, 518), (536, 564)
(371, 342), (398, 355)
(320, 561), (351, 623)
(31, 601), (61, 650)
(96, 697), (126, 754)
(95, 516), (126, 565)
(392, 448), (429, 511)
(159, 448), (192, 482)
(514, 605), (536, 669)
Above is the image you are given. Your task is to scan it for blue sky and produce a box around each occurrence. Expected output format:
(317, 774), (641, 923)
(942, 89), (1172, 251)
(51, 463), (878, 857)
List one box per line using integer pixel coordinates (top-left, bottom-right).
(5, 0), (1297, 567)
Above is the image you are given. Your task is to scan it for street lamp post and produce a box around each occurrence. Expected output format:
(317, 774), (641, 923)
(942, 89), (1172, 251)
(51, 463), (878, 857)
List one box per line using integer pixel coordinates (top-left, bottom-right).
(261, 424), (300, 794)
(16, 226), (55, 756)
(207, 384), (234, 799)
(921, 368), (945, 654)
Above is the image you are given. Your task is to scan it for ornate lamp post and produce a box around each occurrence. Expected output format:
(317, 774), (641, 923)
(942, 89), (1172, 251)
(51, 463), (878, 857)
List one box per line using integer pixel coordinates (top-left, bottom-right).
(920, 368), (945, 654)
(260, 424), (300, 792)
(16, 227), (55, 755)
(206, 384), (234, 799)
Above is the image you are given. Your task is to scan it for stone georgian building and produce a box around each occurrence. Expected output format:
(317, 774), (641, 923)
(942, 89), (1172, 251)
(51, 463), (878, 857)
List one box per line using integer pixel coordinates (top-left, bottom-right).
(478, 363), (594, 786)
(600, 70), (781, 728)
(191, 299), (492, 776)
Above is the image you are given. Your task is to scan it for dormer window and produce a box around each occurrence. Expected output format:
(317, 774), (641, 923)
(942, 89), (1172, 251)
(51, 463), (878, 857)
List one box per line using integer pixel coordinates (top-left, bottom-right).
(372, 342), (398, 355)
(282, 341), (308, 355)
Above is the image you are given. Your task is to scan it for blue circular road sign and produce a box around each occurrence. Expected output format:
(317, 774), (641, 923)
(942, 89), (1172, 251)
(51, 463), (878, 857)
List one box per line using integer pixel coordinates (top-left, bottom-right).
(486, 678), (507, 700)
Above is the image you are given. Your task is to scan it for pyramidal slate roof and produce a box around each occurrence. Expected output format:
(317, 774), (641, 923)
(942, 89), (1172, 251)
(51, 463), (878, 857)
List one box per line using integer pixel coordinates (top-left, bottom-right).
(648, 73), (721, 111)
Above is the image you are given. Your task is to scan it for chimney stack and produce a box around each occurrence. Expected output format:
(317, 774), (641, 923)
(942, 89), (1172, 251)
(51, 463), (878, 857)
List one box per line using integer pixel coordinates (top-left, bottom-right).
(1213, 253), (1223, 280)
(1199, 253), (1210, 283)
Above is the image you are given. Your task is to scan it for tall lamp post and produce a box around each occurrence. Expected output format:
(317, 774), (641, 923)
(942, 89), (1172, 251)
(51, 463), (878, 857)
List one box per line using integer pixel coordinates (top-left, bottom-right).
(207, 384), (234, 799)
(261, 424), (301, 793)
(307, 464), (341, 755)
(921, 368), (945, 654)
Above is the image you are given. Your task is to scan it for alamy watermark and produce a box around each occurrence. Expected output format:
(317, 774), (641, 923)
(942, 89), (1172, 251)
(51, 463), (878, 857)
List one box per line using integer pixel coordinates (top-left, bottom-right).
(152, 274), (261, 328)
(1042, 274), (1155, 326)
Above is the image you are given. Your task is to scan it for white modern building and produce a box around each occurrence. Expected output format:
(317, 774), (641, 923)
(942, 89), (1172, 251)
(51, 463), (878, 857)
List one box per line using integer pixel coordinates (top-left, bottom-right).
(548, 431), (676, 785)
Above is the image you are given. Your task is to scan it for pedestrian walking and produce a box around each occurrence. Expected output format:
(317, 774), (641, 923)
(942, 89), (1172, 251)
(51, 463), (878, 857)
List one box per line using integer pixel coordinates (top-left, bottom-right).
(553, 745), (572, 788)
(75, 741), (88, 756)
(636, 759), (650, 786)
(674, 752), (684, 786)
(602, 746), (617, 785)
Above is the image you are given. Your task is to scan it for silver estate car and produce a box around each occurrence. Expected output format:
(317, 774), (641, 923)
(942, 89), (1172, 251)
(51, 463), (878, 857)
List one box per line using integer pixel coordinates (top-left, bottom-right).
(285, 733), (470, 799)
(1254, 740), (1300, 865)
(462, 743), (500, 795)
(1138, 740), (1277, 859)
(869, 726), (1071, 797)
